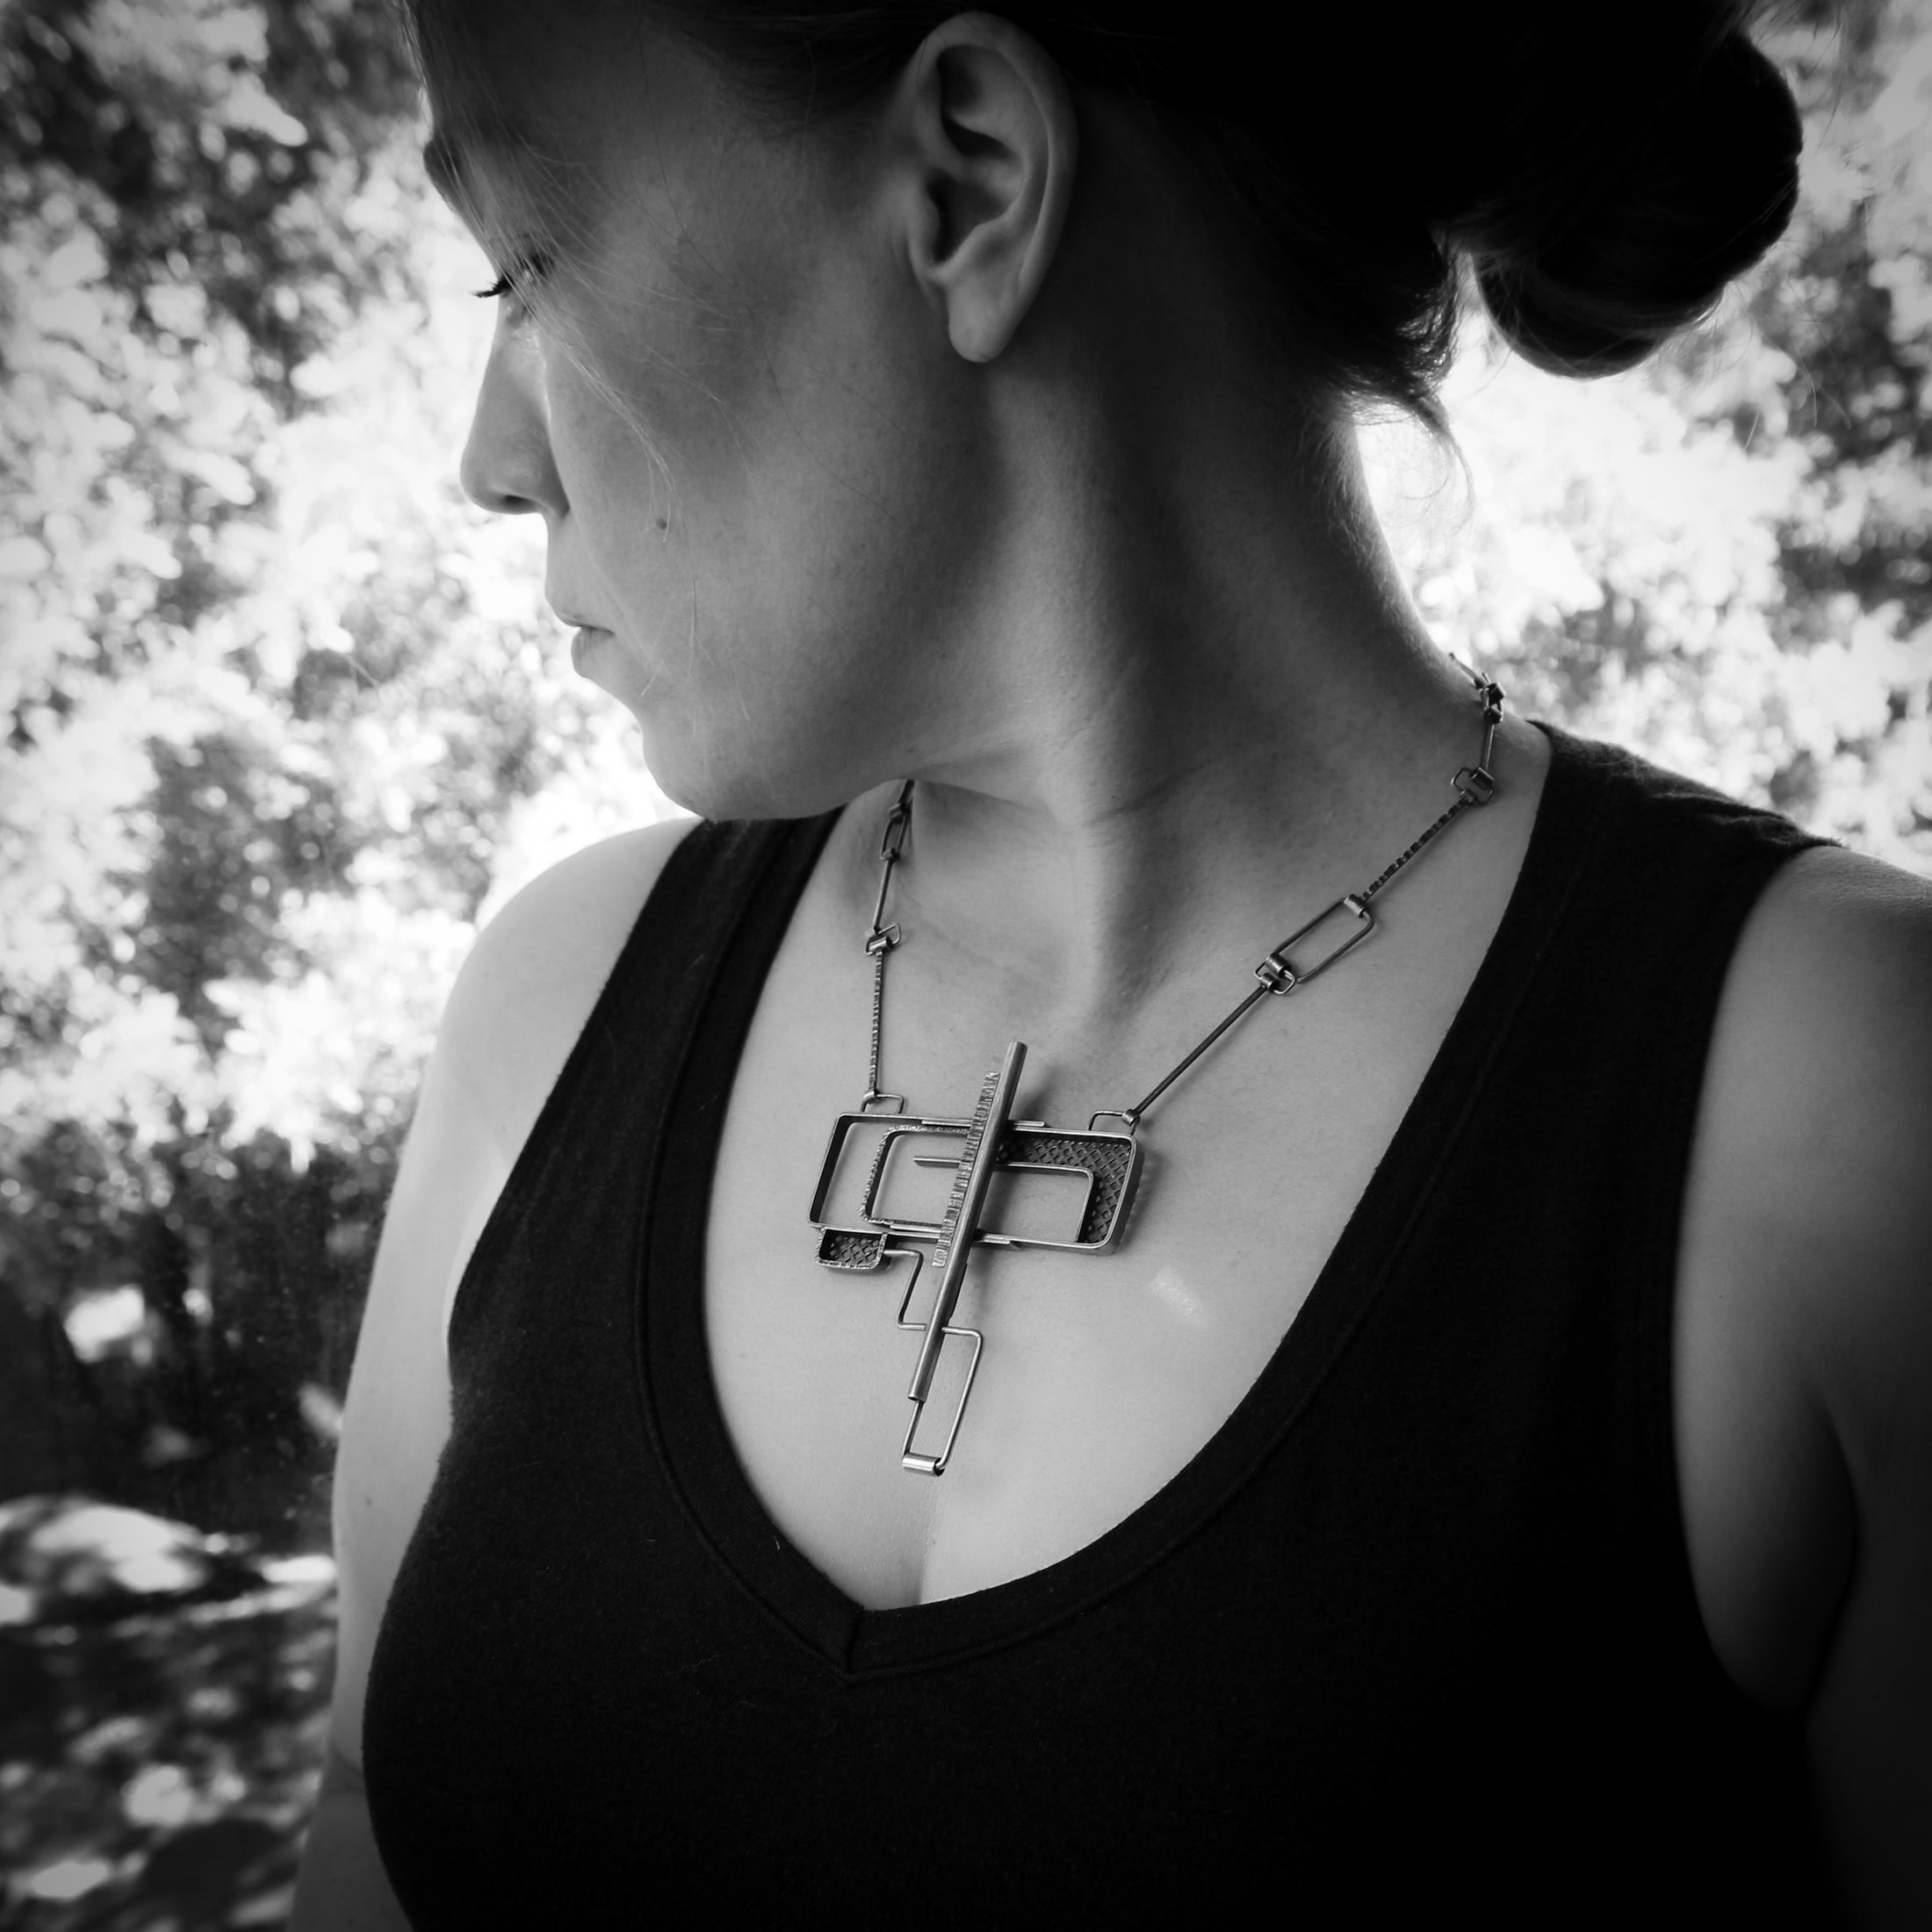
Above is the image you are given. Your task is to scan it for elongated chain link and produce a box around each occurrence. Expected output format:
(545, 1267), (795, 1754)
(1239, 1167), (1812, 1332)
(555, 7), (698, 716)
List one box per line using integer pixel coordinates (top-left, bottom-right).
(861, 780), (915, 1110)
(860, 663), (1505, 1129)
(1358, 676), (1503, 904)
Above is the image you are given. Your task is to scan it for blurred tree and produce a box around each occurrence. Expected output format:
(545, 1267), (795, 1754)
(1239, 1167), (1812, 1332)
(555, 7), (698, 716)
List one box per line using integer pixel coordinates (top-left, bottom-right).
(0, 0), (667, 1541)
(1, 1495), (336, 1927)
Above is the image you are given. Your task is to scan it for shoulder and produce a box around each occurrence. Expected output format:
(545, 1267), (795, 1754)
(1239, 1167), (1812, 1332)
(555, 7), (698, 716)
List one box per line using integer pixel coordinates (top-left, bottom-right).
(1701, 840), (1932, 1532)
(1677, 845), (1932, 1613)
(459, 814), (700, 991)
(1702, 844), (1932, 1271)
(1682, 842), (1932, 1916)
(437, 816), (701, 1143)
(1692, 844), (1932, 1446)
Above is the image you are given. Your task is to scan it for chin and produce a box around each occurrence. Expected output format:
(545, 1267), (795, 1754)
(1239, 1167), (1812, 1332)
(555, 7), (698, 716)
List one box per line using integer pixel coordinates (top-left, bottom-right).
(634, 711), (872, 825)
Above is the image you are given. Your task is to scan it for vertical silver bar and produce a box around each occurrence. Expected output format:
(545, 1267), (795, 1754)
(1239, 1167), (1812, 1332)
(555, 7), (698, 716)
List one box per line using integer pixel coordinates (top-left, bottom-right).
(907, 1042), (1025, 1406)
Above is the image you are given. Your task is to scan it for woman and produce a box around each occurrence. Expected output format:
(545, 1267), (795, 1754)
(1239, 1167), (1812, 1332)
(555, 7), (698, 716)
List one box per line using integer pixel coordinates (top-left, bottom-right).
(294, 2), (1930, 1922)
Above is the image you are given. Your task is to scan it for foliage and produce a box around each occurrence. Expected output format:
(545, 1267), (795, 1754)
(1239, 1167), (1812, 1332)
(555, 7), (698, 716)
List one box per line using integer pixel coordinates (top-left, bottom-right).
(2, 1498), (334, 1928)
(1366, 0), (1931, 865)
(0, 0), (671, 1543)
(0, 0), (1926, 1915)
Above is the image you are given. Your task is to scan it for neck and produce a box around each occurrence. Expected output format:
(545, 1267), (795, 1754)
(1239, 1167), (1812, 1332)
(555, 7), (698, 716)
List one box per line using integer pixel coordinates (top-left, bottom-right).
(859, 415), (1494, 1032)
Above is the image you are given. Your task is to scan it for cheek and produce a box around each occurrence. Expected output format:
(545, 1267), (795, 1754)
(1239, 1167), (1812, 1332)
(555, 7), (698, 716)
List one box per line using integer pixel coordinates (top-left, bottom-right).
(541, 244), (989, 809)
(545, 346), (676, 578)
(563, 319), (923, 622)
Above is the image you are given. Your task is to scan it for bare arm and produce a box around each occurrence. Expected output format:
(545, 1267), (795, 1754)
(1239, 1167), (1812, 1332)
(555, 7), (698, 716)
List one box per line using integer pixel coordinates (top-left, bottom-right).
(1678, 847), (1932, 1927)
(292, 1748), (410, 1932)
(1788, 868), (1932, 1926)
(289, 821), (693, 1928)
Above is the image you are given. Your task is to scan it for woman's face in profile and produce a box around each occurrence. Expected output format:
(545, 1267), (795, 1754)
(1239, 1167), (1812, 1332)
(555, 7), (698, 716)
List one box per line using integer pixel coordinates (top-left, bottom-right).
(443, 21), (997, 818)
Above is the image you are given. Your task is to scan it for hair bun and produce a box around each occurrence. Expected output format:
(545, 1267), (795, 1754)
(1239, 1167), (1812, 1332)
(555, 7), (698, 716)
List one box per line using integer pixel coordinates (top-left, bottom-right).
(1471, 32), (1802, 377)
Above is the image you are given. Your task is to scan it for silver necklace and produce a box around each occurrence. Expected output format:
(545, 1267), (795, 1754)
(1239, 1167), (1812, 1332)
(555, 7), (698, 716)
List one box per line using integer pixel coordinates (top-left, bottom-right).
(806, 662), (1506, 1474)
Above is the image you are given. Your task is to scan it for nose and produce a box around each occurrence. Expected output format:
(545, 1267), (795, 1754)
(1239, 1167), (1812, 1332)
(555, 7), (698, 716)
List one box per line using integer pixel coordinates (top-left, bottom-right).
(458, 314), (567, 519)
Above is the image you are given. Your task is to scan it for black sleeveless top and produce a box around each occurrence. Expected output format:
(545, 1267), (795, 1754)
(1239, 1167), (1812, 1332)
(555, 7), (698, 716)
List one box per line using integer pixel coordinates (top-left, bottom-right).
(364, 728), (1827, 1925)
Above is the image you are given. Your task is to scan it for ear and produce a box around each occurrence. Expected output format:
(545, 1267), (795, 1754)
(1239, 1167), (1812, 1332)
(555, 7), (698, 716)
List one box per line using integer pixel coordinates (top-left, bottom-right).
(895, 13), (1078, 364)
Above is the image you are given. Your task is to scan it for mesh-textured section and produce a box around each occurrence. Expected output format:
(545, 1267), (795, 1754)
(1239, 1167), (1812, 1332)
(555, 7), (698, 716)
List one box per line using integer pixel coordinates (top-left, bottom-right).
(818, 1227), (885, 1271)
(1003, 1133), (1133, 1245)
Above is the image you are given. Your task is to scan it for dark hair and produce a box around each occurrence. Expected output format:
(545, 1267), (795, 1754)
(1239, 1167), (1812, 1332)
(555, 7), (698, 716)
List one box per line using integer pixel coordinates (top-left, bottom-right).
(408, 2), (1803, 428)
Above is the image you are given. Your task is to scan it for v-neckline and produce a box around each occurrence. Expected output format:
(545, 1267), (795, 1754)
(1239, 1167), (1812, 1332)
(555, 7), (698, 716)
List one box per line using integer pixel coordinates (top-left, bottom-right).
(638, 724), (1607, 1678)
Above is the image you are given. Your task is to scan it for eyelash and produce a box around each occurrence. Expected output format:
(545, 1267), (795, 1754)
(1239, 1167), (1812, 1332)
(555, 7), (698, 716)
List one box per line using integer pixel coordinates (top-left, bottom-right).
(473, 256), (549, 302)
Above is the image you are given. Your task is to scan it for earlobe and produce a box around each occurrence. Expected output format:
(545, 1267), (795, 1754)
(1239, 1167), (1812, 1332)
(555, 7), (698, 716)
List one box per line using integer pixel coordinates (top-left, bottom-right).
(900, 15), (1078, 364)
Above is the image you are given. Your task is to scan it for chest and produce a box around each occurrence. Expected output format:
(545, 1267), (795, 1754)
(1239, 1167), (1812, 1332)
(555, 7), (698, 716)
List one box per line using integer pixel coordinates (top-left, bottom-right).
(701, 885), (1490, 1611)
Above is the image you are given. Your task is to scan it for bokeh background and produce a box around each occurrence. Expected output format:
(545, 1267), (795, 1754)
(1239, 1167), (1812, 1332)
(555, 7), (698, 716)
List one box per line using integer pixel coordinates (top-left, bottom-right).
(2, 0), (1928, 1922)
